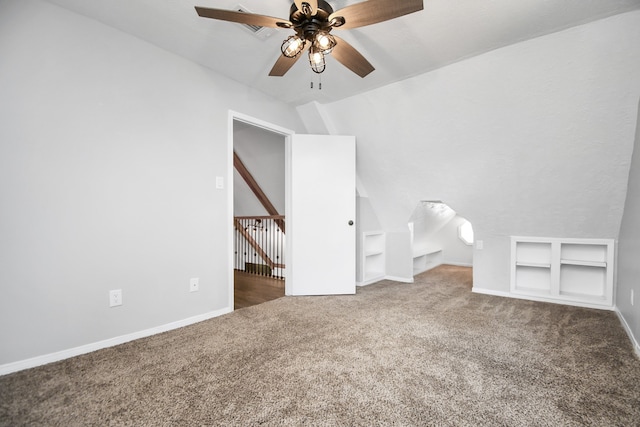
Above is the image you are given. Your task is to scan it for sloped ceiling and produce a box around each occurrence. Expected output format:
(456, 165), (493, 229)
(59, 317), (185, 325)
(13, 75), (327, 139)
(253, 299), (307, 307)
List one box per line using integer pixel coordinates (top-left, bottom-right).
(44, 0), (640, 106)
(319, 11), (640, 239)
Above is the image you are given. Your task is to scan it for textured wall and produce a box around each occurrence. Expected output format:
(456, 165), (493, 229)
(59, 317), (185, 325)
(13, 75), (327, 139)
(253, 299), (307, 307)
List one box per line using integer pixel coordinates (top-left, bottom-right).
(616, 100), (640, 352)
(319, 11), (640, 292)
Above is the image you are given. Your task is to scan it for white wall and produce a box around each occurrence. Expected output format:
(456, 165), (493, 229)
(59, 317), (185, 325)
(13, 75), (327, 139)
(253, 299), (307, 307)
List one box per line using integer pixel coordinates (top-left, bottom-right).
(432, 216), (474, 267)
(616, 99), (640, 353)
(318, 11), (640, 293)
(355, 196), (382, 283)
(410, 201), (456, 255)
(385, 231), (413, 281)
(0, 0), (303, 367)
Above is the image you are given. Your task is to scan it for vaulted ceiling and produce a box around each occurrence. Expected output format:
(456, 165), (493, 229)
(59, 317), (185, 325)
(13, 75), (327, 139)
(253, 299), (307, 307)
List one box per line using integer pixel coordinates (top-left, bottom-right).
(44, 0), (640, 106)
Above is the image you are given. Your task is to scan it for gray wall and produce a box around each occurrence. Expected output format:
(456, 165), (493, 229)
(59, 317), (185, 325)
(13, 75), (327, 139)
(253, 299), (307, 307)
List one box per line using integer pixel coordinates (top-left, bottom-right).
(233, 122), (286, 217)
(0, 0), (303, 366)
(616, 100), (640, 352)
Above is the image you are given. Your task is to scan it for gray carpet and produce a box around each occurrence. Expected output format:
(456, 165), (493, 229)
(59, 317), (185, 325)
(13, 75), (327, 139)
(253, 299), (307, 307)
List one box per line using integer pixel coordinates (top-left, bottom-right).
(1, 265), (639, 426)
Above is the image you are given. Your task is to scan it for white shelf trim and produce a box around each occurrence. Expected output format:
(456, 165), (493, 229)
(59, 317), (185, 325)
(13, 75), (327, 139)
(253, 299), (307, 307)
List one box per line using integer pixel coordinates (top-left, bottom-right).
(516, 262), (552, 268)
(560, 259), (606, 268)
(510, 236), (614, 309)
(364, 250), (384, 257)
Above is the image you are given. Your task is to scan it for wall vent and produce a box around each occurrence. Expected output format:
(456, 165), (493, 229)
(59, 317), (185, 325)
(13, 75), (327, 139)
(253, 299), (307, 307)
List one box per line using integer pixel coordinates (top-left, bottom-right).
(236, 5), (277, 40)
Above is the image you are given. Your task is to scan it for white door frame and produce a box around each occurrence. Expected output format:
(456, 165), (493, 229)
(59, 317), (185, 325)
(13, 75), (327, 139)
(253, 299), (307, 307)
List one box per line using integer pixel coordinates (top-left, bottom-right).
(227, 111), (294, 310)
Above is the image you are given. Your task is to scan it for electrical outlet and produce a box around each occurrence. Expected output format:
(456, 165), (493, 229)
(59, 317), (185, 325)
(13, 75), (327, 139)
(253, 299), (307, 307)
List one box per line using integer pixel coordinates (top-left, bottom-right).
(476, 240), (484, 250)
(109, 289), (122, 307)
(632, 289), (635, 306)
(190, 278), (199, 293)
(216, 176), (224, 189)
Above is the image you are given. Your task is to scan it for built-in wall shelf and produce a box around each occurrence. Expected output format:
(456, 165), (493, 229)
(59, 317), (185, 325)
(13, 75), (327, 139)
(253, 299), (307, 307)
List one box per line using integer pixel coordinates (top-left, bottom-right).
(515, 262), (552, 268)
(560, 259), (606, 268)
(413, 246), (442, 276)
(510, 236), (614, 309)
(359, 231), (386, 286)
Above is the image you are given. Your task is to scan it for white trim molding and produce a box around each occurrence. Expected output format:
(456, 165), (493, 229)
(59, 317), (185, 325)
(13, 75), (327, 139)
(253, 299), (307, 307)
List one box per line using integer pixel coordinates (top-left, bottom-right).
(615, 308), (640, 359)
(384, 275), (414, 283)
(0, 307), (232, 376)
(356, 275), (415, 286)
(228, 110), (294, 298)
(445, 262), (473, 268)
(471, 287), (616, 311)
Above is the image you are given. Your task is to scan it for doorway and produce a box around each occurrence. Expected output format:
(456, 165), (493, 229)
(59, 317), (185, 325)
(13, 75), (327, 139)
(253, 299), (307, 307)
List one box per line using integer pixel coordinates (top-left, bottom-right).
(409, 201), (474, 275)
(228, 112), (293, 309)
(228, 112), (357, 307)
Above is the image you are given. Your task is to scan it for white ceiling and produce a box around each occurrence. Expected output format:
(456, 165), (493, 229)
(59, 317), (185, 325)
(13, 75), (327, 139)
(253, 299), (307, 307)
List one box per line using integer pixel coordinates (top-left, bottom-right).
(44, 0), (640, 106)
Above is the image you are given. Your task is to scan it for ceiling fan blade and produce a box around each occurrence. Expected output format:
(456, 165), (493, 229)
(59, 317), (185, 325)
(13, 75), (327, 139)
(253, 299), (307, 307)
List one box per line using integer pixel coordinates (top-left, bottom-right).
(195, 6), (291, 29)
(331, 36), (374, 78)
(329, 0), (423, 30)
(294, 0), (318, 15)
(269, 44), (310, 76)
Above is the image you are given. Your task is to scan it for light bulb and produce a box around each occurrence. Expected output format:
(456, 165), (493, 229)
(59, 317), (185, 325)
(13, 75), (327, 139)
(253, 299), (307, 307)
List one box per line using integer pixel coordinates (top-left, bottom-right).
(317, 35), (331, 49)
(314, 32), (336, 53)
(281, 35), (305, 58)
(308, 47), (325, 73)
(311, 52), (323, 65)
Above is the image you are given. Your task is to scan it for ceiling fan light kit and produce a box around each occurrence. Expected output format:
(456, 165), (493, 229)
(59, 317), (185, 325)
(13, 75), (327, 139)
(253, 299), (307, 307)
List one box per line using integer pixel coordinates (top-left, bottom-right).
(281, 35), (306, 58)
(195, 0), (424, 78)
(314, 32), (336, 53)
(308, 46), (326, 73)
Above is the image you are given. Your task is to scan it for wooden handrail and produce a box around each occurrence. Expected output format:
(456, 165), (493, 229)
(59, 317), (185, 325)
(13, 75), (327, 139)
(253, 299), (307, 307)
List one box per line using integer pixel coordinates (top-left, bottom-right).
(235, 215), (285, 220)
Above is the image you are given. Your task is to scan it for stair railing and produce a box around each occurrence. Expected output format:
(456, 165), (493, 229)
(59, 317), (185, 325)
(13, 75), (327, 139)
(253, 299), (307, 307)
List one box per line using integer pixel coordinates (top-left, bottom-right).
(234, 215), (285, 278)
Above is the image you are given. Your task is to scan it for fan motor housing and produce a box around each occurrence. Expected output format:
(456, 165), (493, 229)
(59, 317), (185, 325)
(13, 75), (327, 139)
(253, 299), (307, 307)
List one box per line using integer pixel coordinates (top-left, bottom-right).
(289, 0), (335, 38)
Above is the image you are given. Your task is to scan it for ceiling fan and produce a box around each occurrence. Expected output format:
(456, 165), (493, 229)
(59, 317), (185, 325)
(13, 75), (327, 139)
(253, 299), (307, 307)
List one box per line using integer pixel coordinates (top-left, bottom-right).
(195, 0), (424, 78)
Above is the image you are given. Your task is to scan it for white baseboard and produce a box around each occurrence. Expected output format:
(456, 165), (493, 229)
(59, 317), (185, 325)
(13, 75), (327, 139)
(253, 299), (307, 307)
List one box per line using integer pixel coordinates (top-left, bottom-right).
(384, 275), (414, 283)
(0, 307), (233, 376)
(357, 275), (414, 286)
(356, 276), (385, 287)
(471, 287), (511, 298)
(444, 262), (473, 267)
(615, 308), (640, 359)
(471, 287), (615, 311)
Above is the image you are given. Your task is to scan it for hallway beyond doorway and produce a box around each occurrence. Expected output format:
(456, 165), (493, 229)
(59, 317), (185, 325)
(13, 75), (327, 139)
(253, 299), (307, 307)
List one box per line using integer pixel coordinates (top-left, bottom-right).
(234, 270), (284, 309)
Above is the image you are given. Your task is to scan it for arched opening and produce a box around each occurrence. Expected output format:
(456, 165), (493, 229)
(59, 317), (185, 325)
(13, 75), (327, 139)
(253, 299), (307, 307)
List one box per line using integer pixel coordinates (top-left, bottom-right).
(409, 201), (474, 276)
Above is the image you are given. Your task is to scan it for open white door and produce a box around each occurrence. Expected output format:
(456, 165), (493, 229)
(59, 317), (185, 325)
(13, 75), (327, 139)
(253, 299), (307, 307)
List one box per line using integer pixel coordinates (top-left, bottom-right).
(287, 134), (356, 296)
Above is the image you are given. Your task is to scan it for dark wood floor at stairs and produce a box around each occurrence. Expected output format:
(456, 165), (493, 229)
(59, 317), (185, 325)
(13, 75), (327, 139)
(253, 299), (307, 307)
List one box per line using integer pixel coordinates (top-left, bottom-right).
(234, 270), (285, 309)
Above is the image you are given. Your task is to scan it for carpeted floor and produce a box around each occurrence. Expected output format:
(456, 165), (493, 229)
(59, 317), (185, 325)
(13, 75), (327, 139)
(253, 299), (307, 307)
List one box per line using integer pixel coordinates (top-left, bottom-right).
(1, 265), (639, 426)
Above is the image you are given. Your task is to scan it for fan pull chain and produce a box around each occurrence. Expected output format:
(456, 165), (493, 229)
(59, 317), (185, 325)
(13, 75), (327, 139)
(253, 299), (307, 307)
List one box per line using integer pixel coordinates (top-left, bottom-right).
(310, 75), (323, 90)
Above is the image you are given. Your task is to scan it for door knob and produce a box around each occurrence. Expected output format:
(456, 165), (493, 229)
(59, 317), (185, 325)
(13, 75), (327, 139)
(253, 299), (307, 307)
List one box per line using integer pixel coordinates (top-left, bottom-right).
(348, 220), (354, 226)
